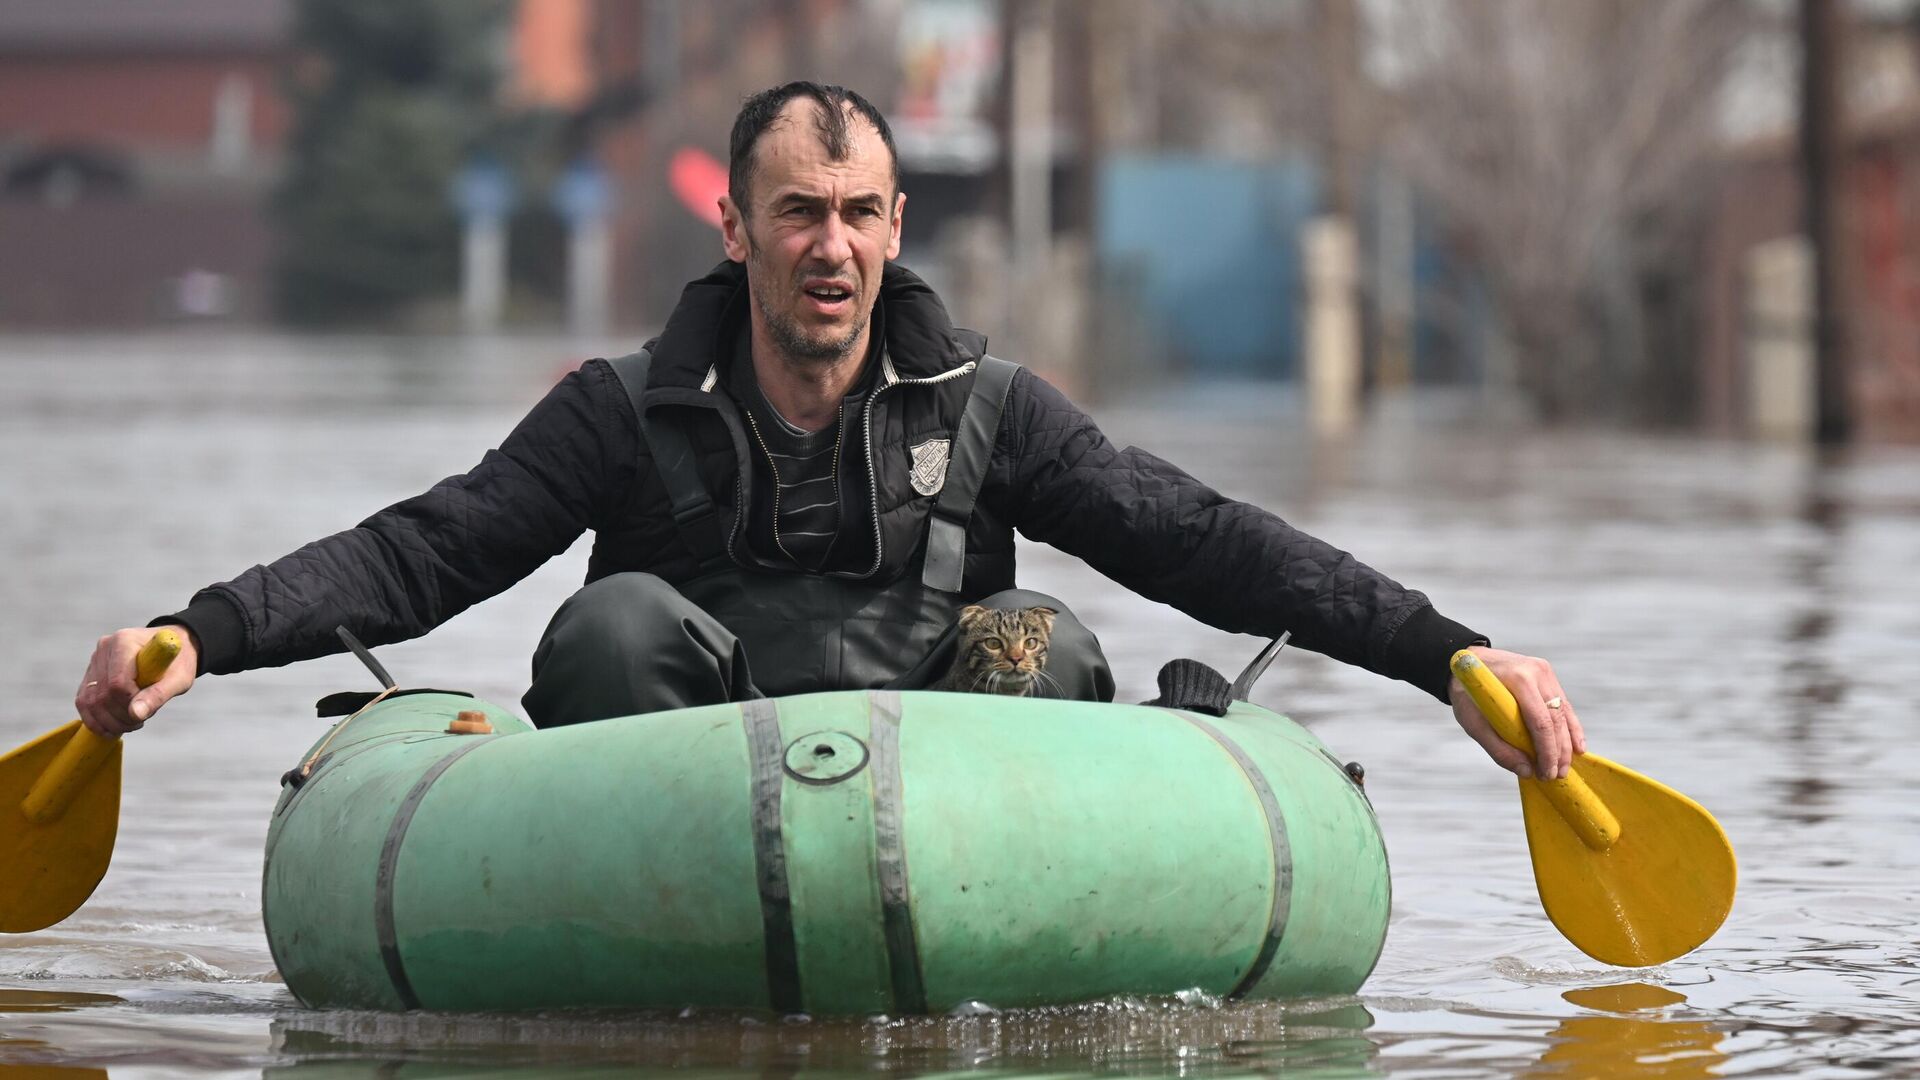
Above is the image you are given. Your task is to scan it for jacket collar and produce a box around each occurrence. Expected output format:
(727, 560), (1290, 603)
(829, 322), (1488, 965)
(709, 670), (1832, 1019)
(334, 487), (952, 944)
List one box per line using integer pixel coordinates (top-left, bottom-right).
(645, 260), (985, 395)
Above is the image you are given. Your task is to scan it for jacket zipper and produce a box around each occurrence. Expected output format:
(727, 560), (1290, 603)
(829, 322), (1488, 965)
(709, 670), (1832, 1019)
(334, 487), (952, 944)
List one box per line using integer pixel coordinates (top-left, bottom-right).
(724, 473), (744, 565)
(740, 406), (804, 567)
(858, 361), (976, 578)
(714, 358), (978, 576)
(686, 364), (752, 568)
(829, 398), (847, 545)
(657, 396), (753, 571)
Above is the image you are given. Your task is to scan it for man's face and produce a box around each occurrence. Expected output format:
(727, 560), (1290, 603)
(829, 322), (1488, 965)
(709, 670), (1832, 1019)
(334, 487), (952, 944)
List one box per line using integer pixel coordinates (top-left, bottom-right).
(720, 101), (904, 364)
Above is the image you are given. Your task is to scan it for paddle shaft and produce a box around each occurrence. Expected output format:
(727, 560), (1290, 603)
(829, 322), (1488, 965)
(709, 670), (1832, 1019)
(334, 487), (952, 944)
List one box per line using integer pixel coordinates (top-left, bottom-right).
(1449, 650), (1621, 851)
(20, 631), (181, 824)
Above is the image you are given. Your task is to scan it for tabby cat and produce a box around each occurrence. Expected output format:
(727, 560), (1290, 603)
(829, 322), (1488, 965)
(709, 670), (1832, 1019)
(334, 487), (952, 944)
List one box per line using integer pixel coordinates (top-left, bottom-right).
(935, 604), (1059, 697)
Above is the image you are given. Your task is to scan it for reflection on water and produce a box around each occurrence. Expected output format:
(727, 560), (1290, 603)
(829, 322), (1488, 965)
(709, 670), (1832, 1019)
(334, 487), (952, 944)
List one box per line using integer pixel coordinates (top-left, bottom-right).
(4, 337), (1920, 1076)
(1774, 452), (1848, 827)
(0, 991), (122, 1014)
(0, 1065), (109, 1080)
(259, 997), (1377, 1078)
(0, 992), (115, 1080)
(1528, 984), (1724, 1078)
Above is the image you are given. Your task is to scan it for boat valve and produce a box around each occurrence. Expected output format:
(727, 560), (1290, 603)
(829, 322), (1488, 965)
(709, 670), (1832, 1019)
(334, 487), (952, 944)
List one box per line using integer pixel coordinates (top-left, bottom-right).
(447, 710), (495, 736)
(1345, 761), (1366, 788)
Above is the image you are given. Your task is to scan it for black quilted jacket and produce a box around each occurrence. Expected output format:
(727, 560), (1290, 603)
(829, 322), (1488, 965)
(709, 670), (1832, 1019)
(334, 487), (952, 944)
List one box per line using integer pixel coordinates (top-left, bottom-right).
(160, 266), (1484, 705)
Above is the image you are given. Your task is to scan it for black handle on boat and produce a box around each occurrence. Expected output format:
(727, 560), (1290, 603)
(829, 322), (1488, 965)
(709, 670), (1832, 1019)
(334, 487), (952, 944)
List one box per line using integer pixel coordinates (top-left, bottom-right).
(336, 626), (397, 691)
(1229, 631), (1290, 702)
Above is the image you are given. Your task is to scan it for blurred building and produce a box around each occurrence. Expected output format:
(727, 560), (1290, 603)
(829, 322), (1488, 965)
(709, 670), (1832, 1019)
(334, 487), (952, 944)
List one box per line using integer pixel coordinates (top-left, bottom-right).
(577, 0), (908, 333)
(1700, 7), (1920, 441)
(0, 0), (1019, 340)
(23, 0), (1893, 442)
(0, 0), (291, 326)
(0, 0), (1359, 398)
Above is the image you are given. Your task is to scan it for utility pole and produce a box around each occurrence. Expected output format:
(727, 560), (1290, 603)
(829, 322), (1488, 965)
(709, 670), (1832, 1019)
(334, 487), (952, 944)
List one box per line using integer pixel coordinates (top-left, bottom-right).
(1305, 0), (1365, 431)
(1318, 0), (1361, 221)
(1006, 0), (1055, 364)
(1800, 0), (1851, 444)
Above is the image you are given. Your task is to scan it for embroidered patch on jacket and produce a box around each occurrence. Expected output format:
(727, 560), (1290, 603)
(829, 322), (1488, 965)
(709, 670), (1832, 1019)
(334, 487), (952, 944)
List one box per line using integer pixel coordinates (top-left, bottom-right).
(909, 438), (952, 496)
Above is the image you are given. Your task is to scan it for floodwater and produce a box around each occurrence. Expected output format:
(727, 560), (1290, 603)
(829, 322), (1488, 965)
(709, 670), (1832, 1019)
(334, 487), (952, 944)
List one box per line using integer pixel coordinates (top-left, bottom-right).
(2, 333), (1917, 1078)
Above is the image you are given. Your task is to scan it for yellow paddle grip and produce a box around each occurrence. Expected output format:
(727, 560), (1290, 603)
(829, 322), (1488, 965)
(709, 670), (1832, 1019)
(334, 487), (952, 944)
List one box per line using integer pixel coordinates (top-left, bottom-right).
(20, 630), (182, 825)
(1449, 650), (1621, 852)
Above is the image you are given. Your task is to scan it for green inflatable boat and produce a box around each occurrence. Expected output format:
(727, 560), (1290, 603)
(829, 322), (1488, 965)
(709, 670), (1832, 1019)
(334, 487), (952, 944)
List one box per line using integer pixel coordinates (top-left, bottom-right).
(261, 688), (1389, 1013)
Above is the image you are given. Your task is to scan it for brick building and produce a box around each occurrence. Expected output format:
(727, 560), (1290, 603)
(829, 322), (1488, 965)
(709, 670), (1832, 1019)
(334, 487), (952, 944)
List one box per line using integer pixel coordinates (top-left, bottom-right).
(0, 0), (291, 326)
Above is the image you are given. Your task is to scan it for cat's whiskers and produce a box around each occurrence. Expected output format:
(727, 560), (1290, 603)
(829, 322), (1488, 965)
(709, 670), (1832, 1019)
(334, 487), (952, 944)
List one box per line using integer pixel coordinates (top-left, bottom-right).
(1034, 670), (1067, 699)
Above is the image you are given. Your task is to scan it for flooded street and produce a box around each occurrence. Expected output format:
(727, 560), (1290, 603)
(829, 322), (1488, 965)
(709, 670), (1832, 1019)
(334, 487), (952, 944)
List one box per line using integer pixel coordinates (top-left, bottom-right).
(3, 333), (1917, 1078)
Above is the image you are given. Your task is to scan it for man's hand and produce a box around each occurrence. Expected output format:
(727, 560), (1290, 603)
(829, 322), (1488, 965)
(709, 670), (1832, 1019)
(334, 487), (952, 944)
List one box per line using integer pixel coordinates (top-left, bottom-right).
(1447, 645), (1586, 780)
(75, 626), (199, 737)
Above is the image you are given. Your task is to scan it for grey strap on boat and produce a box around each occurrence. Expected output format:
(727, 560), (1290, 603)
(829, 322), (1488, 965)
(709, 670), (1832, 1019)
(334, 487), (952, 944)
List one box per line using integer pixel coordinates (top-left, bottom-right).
(374, 737), (494, 1010)
(608, 350), (731, 574)
(743, 697), (804, 1013)
(1164, 710), (1294, 999)
(921, 357), (1018, 594)
(868, 690), (928, 1014)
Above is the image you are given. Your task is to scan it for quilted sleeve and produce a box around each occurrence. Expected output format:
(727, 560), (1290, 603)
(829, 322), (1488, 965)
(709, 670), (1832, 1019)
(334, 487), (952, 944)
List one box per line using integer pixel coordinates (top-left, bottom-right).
(162, 362), (629, 675)
(993, 369), (1484, 702)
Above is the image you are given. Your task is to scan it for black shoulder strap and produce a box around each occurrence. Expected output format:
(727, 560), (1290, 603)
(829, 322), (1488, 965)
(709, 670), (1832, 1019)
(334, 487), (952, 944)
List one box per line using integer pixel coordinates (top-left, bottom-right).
(922, 356), (1019, 593)
(606, 349), (652, 414)
(607, 350), (731, 573)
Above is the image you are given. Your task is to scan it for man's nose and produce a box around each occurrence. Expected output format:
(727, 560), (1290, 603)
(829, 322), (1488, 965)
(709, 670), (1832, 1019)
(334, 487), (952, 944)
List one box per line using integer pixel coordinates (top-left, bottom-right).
(811, 211), (854, 265)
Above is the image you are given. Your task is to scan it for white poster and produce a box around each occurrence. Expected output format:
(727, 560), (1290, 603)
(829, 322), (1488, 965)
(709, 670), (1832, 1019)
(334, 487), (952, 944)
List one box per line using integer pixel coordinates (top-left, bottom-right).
(895, 0), (1002, 173)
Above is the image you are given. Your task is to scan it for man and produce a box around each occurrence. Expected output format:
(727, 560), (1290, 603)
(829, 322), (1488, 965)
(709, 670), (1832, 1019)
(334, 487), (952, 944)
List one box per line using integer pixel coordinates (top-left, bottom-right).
(76, 82), (1585, 781)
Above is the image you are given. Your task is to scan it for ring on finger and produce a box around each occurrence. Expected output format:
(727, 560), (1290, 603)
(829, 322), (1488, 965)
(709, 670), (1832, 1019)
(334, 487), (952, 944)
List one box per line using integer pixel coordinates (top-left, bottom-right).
(1545, 696), (1564, 710)
(85, 680), (100, 688)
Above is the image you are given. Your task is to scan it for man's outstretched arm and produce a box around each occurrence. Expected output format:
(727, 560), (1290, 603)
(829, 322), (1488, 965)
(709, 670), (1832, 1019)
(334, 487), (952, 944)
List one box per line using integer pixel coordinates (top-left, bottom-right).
(76, 362), (633, 735)
(991, 368), (1584, 778)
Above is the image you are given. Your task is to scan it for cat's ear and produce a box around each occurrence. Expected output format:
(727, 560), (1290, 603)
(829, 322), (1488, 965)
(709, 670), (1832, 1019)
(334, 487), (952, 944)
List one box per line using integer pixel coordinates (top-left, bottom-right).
(1033, 606), (1057, 628)
(959, 604), (988, 624)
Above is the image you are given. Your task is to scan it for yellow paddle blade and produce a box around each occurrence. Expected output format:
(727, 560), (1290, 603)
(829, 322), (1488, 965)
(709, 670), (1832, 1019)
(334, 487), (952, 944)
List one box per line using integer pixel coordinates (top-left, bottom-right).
(1521, 752), (1736, 967)
(1449, 650), (1736, 967)
(0, 720), (122, 933)
(0, 630), (180, 933)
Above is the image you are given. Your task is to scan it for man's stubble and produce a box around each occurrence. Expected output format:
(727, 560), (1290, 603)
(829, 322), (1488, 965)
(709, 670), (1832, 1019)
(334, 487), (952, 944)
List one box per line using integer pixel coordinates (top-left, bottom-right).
(742, 229), (872, 365)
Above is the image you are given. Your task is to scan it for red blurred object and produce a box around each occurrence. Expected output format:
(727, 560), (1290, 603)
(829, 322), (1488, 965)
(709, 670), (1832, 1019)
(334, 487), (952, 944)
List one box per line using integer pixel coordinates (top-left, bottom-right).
(669, 147), (728, 231)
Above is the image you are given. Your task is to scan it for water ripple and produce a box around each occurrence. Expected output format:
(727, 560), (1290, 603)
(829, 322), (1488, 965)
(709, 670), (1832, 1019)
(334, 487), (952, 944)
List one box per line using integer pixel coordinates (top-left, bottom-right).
(3, 339), (1919, 1076)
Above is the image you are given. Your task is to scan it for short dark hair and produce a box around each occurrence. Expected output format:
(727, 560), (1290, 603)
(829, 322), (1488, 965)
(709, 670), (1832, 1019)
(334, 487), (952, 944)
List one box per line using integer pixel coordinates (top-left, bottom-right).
(728, 81), (899, 213)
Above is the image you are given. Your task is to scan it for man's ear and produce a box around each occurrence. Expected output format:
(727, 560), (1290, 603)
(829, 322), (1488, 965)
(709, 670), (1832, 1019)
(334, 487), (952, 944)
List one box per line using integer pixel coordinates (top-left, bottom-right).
(720, 196), (750, 262)
(885, 191), (905, 261)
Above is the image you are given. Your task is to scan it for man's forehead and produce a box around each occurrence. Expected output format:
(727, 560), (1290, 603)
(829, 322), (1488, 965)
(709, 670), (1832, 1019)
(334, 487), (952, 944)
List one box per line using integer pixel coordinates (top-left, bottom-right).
(754, 164), (892, 210)
(753, 102), (889, 180)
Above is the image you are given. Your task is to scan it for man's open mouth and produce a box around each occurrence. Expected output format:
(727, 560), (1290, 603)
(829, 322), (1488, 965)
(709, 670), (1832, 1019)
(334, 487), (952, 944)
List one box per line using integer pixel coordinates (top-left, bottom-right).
(805, 285), (852, 302)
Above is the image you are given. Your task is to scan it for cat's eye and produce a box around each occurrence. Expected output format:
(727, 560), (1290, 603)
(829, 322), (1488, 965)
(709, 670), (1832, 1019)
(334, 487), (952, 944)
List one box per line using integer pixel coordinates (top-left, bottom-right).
(984, 637), (1003, 650)
(1024, 637), (1039, 648)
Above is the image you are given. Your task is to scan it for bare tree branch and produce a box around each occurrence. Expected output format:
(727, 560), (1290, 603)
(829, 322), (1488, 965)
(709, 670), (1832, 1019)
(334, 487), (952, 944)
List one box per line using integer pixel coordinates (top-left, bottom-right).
(1379, 0), (1758, 415)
